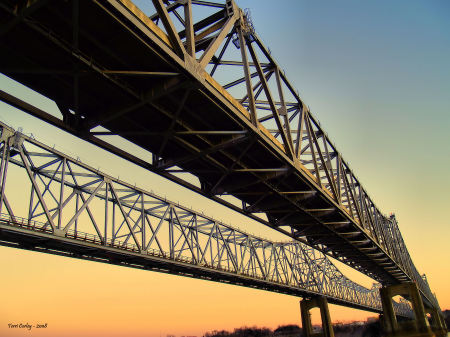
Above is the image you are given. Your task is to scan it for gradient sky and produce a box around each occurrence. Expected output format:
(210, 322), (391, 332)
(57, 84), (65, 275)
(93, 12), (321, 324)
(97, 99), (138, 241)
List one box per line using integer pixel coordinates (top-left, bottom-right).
(0, 1), (449, 336)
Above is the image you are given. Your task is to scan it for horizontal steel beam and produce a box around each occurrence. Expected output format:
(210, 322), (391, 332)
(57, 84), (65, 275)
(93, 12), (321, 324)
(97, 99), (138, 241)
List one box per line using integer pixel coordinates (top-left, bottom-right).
(0, 123), (412, 316)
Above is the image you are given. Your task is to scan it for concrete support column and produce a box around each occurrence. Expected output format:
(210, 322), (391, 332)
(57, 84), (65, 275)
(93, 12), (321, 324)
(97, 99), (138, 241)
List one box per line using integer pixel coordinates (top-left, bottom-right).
(439, 312), (448, 331)
(379, 282), (435, 337)
(438, 313), (448, 336)
(425, 307), (448, 337)
(300, 296), (334, 337)
(380, 287), (398, 334)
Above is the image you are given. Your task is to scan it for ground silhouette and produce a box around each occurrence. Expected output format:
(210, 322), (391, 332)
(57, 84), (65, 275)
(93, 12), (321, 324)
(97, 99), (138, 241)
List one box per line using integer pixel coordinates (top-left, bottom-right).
(203, 312), (450, 337)
(203, 320), (381, 337)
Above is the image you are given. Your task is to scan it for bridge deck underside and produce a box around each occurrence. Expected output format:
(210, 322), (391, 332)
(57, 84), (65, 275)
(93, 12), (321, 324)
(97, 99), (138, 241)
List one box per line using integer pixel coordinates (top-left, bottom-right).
(0, 223), (383, 314)
(0, 0), (406, 287)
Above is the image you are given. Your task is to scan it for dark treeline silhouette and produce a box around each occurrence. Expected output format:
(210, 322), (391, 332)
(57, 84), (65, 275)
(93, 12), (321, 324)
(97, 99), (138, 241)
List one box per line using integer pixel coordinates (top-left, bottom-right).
(203, 325), (301, 337)
(334, 320), (382, 337)
(203, 312), (450, 337)
(203, 320), (385, 337)
(203, 326), (275, 337)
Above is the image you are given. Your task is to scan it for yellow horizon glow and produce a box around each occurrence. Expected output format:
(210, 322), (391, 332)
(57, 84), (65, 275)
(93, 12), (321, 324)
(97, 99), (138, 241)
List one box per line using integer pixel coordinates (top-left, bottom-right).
(0, 246), (380, 337)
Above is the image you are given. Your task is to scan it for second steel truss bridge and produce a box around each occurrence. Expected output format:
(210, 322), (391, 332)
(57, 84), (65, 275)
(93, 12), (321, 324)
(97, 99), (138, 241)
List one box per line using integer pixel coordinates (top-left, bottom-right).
(0, 122), (412, 316)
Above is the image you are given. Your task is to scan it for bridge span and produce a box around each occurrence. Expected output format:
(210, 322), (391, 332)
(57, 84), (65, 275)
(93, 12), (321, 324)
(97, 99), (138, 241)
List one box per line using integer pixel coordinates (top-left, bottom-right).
(0, 122), (413, 316)
(0, 0), (446, 335)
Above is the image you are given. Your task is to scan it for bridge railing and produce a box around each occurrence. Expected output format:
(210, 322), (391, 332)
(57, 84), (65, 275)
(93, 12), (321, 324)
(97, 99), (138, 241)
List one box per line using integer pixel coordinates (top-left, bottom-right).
(0, 123), (412, 316)
(0, 212), (412, 317)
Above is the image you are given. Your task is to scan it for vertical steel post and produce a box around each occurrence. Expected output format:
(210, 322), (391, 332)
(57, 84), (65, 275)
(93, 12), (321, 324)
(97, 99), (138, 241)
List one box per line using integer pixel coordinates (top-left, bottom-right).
(0, 138), (10, 215)
(112, 200), (115, 245)
(141, 192), (145, 251)
(295, 105), (305, 158)
(75, 192), (79, 233)
(28, 176), (34, 220)
(237, 26), (257, 125)
(183, 0), (195, 57)
(169, 205), (174, 259)
(104, 182), (109, 246)
(58, 158), (66, 229)
(275, 67), (293, 146)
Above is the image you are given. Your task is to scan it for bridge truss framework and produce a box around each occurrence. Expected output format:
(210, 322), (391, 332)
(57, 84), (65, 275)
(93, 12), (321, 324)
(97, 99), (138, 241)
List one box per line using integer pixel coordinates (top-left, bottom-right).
(0, 0), (442, 315)
(0, 122), (412, 316)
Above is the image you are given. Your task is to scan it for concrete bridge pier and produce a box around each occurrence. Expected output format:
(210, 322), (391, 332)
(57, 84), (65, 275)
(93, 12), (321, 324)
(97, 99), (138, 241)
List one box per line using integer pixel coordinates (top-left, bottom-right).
(380, 282), (435, 337)
(300, 296), (335, 337)
(425, 306), (448, 337)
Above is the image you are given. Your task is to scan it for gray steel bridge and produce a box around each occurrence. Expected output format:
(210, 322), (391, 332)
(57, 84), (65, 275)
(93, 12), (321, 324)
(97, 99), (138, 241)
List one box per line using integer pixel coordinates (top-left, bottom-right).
(0, 122), (411, 316)
(0, 0), (441, 316)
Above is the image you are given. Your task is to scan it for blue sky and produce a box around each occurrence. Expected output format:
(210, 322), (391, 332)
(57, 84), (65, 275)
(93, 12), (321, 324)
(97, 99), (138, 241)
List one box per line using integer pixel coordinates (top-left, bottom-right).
(235, 0), (450, 309)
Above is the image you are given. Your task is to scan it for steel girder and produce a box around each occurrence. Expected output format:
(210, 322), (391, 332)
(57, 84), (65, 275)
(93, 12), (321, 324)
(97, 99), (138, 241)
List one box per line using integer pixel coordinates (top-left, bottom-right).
(0, 0), (439, 310)
(0, 122), (412, 316)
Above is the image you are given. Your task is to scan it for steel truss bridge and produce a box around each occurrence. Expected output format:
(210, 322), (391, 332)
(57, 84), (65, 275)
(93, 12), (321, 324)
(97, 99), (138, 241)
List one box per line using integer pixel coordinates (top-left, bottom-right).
(0, 122), (411, 316)
(0, 0), (441, 315)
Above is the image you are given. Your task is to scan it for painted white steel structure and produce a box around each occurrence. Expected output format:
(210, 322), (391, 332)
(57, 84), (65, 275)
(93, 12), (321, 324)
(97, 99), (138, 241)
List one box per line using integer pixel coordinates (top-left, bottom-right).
(0, 121), (412, 316)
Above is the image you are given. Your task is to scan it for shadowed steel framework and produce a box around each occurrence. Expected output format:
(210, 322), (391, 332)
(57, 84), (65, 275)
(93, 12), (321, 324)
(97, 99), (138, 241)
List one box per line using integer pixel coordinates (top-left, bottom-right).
(0, 0), (442, 314)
